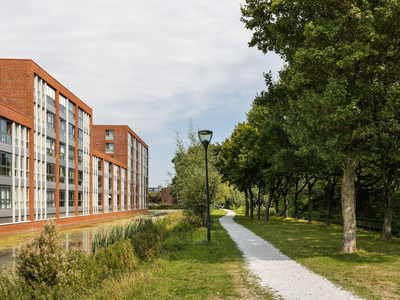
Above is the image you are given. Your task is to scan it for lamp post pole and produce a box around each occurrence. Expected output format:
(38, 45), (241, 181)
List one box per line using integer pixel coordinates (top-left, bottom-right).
(198, 130), (213, 242)
(204, 144), (211, 241)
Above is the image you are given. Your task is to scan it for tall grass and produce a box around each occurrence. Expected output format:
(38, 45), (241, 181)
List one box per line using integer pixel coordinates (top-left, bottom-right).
(92, 217), (152, 253)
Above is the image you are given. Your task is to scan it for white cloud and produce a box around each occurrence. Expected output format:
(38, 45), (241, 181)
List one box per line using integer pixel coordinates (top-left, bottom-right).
(0, 0), (283, 185)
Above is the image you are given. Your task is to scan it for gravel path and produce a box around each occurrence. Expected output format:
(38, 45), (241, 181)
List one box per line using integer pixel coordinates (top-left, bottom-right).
(220, 210), (364, 300)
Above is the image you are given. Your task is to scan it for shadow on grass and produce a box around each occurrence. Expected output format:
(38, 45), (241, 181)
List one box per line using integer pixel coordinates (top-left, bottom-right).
(233, 213), (400, 265)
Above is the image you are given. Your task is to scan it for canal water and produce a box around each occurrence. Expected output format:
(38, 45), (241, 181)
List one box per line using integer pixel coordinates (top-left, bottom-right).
(0, 210), (170, 276)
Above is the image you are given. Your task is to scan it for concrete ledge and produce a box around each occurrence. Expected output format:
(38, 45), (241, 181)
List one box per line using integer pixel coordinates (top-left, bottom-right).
(0, 208), (148, 237)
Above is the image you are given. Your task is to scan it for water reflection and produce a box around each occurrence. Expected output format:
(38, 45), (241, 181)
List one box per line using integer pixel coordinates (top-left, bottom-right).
(0, 210), (170, 276)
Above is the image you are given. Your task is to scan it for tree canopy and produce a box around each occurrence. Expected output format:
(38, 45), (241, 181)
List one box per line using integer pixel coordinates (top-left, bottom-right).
(240, 0), (400, 252)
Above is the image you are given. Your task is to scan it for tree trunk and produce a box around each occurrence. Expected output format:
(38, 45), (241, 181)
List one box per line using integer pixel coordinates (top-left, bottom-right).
(249, 188), (254, 218)
(341, 158), (357, 253)
(325, 178), (335, 226)
(382, 182), (394, 240)
(244, 189), (249, 217)
(306, 174), (314, 224)
(284, 181), (290, 219)
(294, 179), (299, 221)
(257, 184), (261, 221)
(275, 195), (280, 217)
(264, 189), (273, 222)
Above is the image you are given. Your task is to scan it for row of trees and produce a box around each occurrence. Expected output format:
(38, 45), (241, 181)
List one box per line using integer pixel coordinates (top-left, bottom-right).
(222, 0), (400, 253)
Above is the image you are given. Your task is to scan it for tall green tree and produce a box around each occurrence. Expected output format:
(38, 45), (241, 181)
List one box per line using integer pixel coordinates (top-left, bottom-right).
(241, 0), (400, 252)
(169, 122), (221, 220)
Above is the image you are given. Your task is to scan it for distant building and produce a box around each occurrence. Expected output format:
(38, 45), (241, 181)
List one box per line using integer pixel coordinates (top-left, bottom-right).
(0, 58), (148, 236)
(149, 185), (162, 193)
(161, 187), (173, 204)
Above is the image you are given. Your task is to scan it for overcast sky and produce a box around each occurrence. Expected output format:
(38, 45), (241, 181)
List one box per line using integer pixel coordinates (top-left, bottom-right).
(1, 0), (283, 187)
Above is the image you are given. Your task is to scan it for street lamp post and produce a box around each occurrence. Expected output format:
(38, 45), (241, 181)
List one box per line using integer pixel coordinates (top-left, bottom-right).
(198, 130), (213, 242)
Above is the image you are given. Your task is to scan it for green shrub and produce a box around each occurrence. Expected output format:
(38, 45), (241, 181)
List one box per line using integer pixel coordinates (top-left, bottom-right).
(57, 246), (104, 292)
(13, 220), (108, 296)
(132, 221), (164, 260)
(13, 220), (67, 289)
(94, 212), (202, 262)
(235, 206), (245, 213)
(184, 212), (203, 229)
(95, 239), (138, 274)
(0, 275), (30, 300)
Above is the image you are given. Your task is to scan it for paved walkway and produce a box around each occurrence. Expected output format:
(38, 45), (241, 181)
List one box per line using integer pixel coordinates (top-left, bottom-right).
(220, 210), (363, 300)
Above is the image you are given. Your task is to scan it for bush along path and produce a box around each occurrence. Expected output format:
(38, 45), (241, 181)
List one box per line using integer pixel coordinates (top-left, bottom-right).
(220, 210), (364, 300)
(0, 212), (204, 299)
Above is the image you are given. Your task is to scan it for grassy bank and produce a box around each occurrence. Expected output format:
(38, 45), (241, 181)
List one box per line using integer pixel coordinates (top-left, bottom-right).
(1, 211), (273, 299)
(85, 210), (272, 299)
(234, 212), (400, 300)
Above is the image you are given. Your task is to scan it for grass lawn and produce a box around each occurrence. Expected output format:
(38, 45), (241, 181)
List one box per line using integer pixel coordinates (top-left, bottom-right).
(233, 212), (400, 300)
(85, 210), (274, 300)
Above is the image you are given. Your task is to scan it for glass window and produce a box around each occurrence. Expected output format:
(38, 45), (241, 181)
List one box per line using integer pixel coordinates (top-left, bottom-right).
(97, 157), (102, 171)
(26, 157), (29, 177)
(98, 193), (102, 206)
(47, 190), (55, 207)
(46, 112), (55, 132)
(78, 108), (83, 125)
(0, 186), (11, 209)
(68, 101), (76, 119)
(105, 143), (114, 153)
(98, 175), (102, 188)
(59, 95), (66, 114)
(59, 119), (66, 137)
(105, 130), (114, 140)
(68, 123), (75, 141)
(78, 129), (83, 145)
(46, 96), (55, 107)
(0, 152), (12, 176)
(68, 191), (75, 207)
(78, 150), (83, 165)
(69, 146), (75, 163)
(26, 129), (29, 149)
(0, 117), (12, 144)
(59, 190), (66, 207)
(68, 169), (75, 185)
(60, 166), (66, 183)
(78, 171), (83, 186)
(46, 163), (56, 182)
(47, 86), (56, 107)
(46, 138), (55, 157)
(78, 192), (83, 206)
(59, 143), (66, 160)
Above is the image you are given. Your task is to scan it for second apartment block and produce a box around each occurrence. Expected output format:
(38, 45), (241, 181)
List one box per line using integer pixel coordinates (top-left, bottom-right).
(92, 125), (148, 214)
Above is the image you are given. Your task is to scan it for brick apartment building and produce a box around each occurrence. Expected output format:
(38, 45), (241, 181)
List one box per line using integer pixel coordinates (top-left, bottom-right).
(0, 59), (148, 236)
